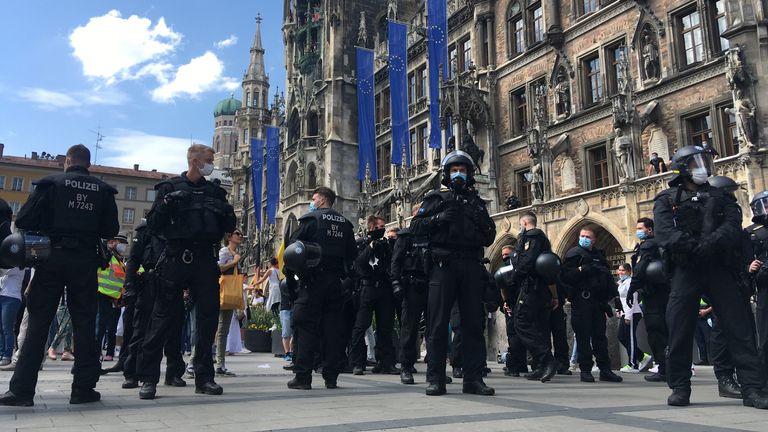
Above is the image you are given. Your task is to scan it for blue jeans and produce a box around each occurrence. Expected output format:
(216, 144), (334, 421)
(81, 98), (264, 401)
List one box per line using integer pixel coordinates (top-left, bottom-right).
(0, 296), (22, 358)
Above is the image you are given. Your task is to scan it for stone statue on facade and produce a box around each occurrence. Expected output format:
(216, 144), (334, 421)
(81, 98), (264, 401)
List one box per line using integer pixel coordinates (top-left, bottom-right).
(530, 157), (544, 202)
(726, 47), (750, 91)
(613, 128), (633, 182)
(725, 89), (758, 150)
(554, 69), (570, 118)
(447, 136), (456, 153)
(641, 30), (660, 81)
(460, 120), (484, 173)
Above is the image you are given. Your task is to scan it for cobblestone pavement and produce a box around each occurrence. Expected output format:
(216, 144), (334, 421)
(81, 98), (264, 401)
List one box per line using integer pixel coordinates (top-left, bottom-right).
(0, 352), (765, 431)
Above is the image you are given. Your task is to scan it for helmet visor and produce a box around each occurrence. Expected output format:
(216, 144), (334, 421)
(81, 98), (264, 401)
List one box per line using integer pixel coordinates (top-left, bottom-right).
(752, 197), (768, 217)
(687, 153), (714, 176)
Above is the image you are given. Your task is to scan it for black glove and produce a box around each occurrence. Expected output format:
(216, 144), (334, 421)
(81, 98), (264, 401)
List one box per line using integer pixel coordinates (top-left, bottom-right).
(694, 238), (717, 261)
(626, 286), (637, 308)
(163, 190), (191, 205)
(600, 302), (613, 318)
(437, 205), (460, 225)
(392, 280), (405, 301)
(122, 286), (137, 307)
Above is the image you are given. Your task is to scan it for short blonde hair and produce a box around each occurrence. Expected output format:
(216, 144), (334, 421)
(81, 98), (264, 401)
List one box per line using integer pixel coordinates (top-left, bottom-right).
(187, 144), (215, 162)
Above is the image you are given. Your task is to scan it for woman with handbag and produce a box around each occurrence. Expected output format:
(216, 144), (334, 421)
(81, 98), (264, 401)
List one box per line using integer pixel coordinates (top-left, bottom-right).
(216, 231), (245, 377)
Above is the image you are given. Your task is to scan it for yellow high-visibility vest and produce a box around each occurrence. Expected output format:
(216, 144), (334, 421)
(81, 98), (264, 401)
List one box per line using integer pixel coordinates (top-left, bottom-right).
(98, 256), (126, 299)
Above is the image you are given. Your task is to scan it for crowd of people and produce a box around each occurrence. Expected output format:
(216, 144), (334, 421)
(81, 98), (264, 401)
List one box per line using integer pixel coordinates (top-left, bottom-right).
(0, 142), (767, 410)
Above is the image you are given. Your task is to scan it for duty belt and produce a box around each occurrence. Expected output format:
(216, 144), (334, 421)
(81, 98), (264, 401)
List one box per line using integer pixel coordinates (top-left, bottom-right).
(431, 247), (482, 260)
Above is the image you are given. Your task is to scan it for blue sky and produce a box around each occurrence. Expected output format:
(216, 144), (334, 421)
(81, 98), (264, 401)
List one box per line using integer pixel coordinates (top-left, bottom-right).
(0, 1), (286, 173)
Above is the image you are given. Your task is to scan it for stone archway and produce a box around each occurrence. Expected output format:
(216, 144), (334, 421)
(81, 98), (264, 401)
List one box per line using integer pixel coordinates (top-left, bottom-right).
(487, 234), (518, 273)
(551, 213), (631, 263)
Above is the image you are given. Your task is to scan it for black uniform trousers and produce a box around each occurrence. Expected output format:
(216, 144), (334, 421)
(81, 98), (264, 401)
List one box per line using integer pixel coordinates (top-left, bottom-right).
(666, 266), (765, 393)
(756, 286), (768, 372)
(426, 257), (486, 384)
(138, 245), (219, 386)
(571, 296), (611, 372)
(641, 291), (668, 376)
(125, 280), (184, 381)
(348, 281), (396, 368)
(550, 303), (569, 370)
(398, 277), (427, 368)
(343, 294), (365, 368)
(9, 247), (101, 398)
(709, 313), (736, 379)
(292, 270), (346, 383)
(514, 284), (554, 369)
(504, 311), (528, 373)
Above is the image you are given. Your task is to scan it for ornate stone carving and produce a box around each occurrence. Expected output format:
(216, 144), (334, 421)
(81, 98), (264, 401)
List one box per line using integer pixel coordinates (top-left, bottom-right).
(357, 11), (367, 46)
(530, 156), (544, 202)
(726, 47), (751, 91)
(725, 89), (758, 150)
(460, 120), (485, 172)
(640, 28), (660, 82)
(553, 67), (571, 119)
(560, 156), (576, 191)
(576, 199), (589, 217)
(613, 128), (634, 182)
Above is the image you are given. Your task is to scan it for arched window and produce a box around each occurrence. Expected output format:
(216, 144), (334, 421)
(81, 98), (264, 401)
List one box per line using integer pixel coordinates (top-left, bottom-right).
(289, 109), (301, 145)
(506, 1), (543, 58)
(246, 91), (251, 108)
(215, 136), (221, 153)
(286, 161), (298, 195)
(307, 163), (317, 189)
(307, 111), (319, 136)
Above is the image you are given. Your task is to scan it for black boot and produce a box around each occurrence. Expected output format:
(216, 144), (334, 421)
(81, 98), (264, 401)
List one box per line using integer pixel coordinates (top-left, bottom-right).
(0, 391), (33, 407)
(324, 379), (338, 389)
(644, 372), (666, 382)
(122, 378), (139, 389)
(540, 360), (558, 383)
(287, 378), (311, 390)
(452, 367), (463, 378)
(195, 382), (223, 395)
(717, 375), (742, 399)
(139, 383), (157, 400)
(667, 387), (691, 407)
(743, 390), (768, 409)
(525, 369), (544, 380)
(164, 377), (187, 387)
(599, 370), (623, 383)
(70, 389), (100, 404)
(401, 370), (415, 385)
(580, 371), (595, 383)
(101, 362), (124, 375)
(352, 366), (364, 375)
(462, 380), (495, 396)
(425, 383), (446, 396)
(377, 364), (401, 375)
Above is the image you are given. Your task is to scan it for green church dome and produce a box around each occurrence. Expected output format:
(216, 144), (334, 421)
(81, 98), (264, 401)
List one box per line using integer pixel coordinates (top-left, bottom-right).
(214, 95), (242, 117)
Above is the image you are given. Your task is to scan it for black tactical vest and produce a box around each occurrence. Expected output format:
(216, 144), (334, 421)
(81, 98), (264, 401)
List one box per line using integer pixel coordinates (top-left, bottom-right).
(427, 189), (489, 252)
(298, 208), (354, 259)
(402, 230), (430, 277)
(160, 177), (233, 243)
(41, 167), (116, 239)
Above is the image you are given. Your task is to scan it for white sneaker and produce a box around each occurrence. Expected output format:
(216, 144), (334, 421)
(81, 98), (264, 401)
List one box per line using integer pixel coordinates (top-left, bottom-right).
(691, 365), (696, 377)
(638, 354), (653, 371)
(569, 362), (579, 372)
(591, 366), (600, 373)
(649, 364), (659, 373)
(620, 365), (640, 373)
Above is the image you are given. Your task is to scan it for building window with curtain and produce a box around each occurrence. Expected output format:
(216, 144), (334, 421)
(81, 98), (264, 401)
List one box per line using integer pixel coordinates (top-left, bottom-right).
(605, 42), (627, 96)
(515, 169), (532, 207)
(712, 0), (729, 53)
(685, 112), (713, 147)
(579, 0), (599, 16)
(507, 1), (524, 57)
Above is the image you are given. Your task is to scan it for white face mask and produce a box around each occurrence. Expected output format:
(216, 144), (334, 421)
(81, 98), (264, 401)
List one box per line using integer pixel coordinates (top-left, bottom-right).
(200, 162), (214, 176)
(690, 168), (710, 185)
(115, 243), (128, 256)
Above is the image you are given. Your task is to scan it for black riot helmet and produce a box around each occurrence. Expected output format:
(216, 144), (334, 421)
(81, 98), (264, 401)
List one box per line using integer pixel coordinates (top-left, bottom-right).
(0, 232), (51, 269)
(645, 260), (667, 285)
(708, 176), (740, 198)
(535, 252), (561, 283)
(493, 262), (516, 287)
(283, 240), (323, 273)
(669, 145), (714, 186)
(750, 190), (768, 225)
(441, 150), (476, 189)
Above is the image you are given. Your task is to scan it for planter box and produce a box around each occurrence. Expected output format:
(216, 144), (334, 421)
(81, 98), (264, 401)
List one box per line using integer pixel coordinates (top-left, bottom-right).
(243, 329), (271, 353)
(271, 330), (285, 356)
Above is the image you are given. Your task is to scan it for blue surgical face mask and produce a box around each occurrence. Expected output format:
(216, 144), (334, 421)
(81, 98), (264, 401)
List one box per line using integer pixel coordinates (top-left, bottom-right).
(636, 230), (648, 240)
(619, 274), (629, 282)
(308, 201), (317, 212)
(578, 236), (592, 249)
(450, 172), (467, 182)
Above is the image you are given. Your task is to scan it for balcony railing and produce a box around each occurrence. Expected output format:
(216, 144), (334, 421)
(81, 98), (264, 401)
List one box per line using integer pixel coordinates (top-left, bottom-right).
(376, 117), (392, 135)
(408, 98), (428, 117)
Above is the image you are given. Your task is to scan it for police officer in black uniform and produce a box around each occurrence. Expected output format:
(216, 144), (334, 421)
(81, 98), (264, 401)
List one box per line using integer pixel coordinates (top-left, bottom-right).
(654, 145), (768, 408)
(561, 226), (623, 384)
(285, 186), (357, 390)
(137, 144), (235, 400)
(747, 190), (768, 377)
(410, 150), (496, 396)
(0, 144), (118, 407)
(118, 221), (186, 389)
(498, 245), (528, 377)
(349, 215), (398, 375)
(391, 204), (430, 384)
(626, 217), (669, 383)
(509, 212), (559, 382)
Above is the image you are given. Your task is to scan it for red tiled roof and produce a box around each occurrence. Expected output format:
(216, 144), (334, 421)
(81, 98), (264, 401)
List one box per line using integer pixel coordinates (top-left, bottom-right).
(0, 155), (176, 180)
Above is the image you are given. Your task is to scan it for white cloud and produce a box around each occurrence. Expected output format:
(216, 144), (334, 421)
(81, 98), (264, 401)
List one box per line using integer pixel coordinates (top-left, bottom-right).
(99, 129), (199, 173)
(17, 87), (129, 110)
(151, 51), (239, 103)
(214, 35), (238, 49)
(69, 10), (182, 85)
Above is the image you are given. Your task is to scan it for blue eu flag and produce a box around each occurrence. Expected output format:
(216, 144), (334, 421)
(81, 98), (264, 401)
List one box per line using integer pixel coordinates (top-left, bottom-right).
(427, 0), (447, 150)
(356, 47), (377, 180)
(250, 137), (264, 229)
(388, 20), (410, 167)
(265, 126), (280, 225)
